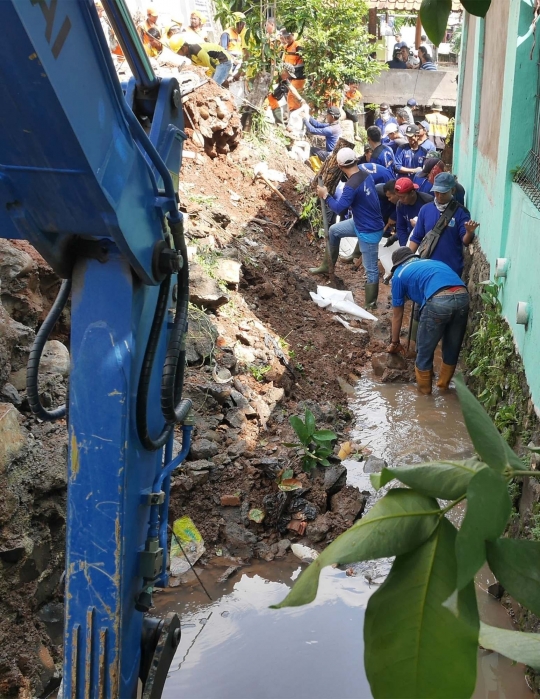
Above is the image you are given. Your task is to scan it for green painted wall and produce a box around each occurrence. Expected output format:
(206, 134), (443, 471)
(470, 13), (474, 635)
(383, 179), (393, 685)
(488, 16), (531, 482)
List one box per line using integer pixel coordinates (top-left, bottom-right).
(455, 0), (540, 411)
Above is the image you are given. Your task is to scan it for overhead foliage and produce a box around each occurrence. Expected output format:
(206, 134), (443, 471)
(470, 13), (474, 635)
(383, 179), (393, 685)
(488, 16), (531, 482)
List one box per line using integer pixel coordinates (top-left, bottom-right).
(213, 0), (383, 108)
(420, 0), (492, 46)
(274, 374), (540, 699)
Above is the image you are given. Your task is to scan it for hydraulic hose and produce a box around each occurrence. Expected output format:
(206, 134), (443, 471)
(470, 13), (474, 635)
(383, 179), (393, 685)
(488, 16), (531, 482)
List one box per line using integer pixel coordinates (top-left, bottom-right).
(136, 216), (192, 451)
(26, 279), (72, 421)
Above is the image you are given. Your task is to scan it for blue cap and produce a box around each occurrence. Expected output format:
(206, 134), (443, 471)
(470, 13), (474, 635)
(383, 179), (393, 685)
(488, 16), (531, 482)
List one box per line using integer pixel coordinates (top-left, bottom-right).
(432, 172), (457, 193)
(407, 98), (417, 107)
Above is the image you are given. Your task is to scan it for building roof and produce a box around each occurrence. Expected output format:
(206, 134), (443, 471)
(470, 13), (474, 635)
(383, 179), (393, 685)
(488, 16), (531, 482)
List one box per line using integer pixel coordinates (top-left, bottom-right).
(368, 0), (462, 11)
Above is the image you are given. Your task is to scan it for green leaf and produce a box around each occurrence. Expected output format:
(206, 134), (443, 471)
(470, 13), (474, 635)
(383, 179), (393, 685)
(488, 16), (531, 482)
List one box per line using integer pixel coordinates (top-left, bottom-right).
(420, 0), (452, 46)
(486, 538), (540, 617)
(271, 489), (440, 609)
(460, 0), (492, 18)
(377, 460), (487, 500)
(370, 468), (395, 491)
(479, 622), (540, 671)
(304, 409), (316, 439)
(526, 445), (540, 454)
(312, 429), (337, 442)
(290, 415), (309, 445)
(456, 468), (511, 589)
(454, 374), (514, 472)
(365, 518), (478, 699)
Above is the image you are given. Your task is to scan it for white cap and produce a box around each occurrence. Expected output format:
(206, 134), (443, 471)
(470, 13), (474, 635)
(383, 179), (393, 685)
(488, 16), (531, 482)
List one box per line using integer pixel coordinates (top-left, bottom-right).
(384, 123), (398, 136)
(336, 147), (358, 166)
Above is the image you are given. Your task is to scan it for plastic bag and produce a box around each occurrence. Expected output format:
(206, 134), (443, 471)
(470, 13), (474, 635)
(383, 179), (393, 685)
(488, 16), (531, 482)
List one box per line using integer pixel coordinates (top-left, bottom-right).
(169, 516), (205, 576)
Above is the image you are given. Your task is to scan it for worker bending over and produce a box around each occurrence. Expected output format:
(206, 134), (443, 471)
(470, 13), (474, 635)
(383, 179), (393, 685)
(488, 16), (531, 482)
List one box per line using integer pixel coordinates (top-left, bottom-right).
(303, 107), (342, 161)
(169, 36), (232, 86)
(387, 248), (470, 394)
(314, 148), (384, 309)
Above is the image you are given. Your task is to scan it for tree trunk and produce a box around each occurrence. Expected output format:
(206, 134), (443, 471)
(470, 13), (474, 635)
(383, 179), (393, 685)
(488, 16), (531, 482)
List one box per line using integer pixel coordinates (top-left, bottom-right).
(312, 136), (355, 194)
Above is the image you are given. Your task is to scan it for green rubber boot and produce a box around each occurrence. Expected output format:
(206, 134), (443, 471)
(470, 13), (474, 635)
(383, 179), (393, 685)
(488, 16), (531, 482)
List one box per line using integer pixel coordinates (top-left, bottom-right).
(272, 107), (284, 126)
(364, 282), (379, 309)
(341, 241), (362, 264)
(310, 245), (339, 275)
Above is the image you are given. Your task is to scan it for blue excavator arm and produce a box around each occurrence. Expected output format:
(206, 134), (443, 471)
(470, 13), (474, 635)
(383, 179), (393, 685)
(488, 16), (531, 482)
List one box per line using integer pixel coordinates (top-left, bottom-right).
(0, 1), (193, 696)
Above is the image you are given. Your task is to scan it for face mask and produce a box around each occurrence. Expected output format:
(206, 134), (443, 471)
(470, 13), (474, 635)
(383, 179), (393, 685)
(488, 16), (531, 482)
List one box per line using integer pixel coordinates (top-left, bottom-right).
(435, 199), (450, 212)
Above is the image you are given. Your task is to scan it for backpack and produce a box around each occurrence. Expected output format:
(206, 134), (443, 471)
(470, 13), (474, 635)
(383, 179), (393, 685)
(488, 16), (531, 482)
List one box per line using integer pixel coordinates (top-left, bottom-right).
(417, 200), (460, 260)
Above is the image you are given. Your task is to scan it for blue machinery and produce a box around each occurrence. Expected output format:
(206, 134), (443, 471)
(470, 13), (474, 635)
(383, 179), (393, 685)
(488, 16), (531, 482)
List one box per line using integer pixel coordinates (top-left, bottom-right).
(0, 1), (194, 696)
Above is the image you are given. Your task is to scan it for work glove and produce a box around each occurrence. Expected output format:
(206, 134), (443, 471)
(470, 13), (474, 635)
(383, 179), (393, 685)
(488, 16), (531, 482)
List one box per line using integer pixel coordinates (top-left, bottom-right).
(386, 341), (405, 355)
(384, 234), (398, 247)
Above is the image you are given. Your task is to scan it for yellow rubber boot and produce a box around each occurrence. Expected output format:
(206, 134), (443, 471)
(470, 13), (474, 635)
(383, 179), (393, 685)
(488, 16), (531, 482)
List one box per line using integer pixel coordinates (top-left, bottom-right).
(436, 363), (457, 390)
(415, 366), (433, 395)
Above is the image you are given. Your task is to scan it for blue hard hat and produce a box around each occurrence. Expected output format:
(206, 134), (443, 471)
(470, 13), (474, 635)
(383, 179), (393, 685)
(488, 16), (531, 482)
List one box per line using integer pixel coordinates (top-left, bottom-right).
(432, 172), (457, 193)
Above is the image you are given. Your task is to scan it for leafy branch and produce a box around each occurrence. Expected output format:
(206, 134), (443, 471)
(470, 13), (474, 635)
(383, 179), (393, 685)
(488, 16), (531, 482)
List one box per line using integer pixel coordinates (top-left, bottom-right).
(273, 375), (540, 698)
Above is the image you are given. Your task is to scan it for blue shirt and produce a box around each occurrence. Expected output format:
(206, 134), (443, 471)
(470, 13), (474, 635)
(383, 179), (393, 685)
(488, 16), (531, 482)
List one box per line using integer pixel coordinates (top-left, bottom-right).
(410, 200), (471, 275)
(420, 61), (437, 71)
(375, 116), (398, 132)
(420, 137), (437, 152)
(304, 117), (342, 152)
(395, 144), (429, 177)
(375, 183), (397, 224)
(358, 163), (394, 184)
(326, 171), (384, 242)
(396, 192), (434, 246)
(371, 143), (395, 172)
(391, 258), (465, 308)
(412, 174), (433, 194)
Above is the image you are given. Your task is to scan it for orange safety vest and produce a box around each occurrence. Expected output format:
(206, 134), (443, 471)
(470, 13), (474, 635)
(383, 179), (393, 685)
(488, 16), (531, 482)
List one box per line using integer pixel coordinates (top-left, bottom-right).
(283, 40), (304, 79)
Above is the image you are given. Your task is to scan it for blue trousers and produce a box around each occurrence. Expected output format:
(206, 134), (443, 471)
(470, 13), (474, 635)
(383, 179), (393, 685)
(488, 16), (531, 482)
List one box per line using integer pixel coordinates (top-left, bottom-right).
(416, 292), (470, 371)
(328, 219), (382, 284)
(213, 61), (233, 86)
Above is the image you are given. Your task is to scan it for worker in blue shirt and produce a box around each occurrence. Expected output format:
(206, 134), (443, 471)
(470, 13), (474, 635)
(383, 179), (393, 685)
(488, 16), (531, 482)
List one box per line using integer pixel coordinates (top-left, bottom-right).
(394, 124), (429, 178)
(303, 106), (342, 161)
(415, 121), (437, 152)
(392, 178), (433, 246)
(358, 162), (394, 184)
(413, 158), (467, 204)
(314, 148), (384, 308)
(387, 247), (470, 394)
(408, 172), (479, 276)
(375, 103), (398, 131)
(366, 125), (395, 172)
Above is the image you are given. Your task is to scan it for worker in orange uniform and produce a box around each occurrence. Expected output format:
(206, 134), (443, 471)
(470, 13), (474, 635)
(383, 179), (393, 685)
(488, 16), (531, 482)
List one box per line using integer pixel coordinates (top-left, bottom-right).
(138, 6), (162, 58)
(342, 80), (363, 141)
(280, 29), (305, 111)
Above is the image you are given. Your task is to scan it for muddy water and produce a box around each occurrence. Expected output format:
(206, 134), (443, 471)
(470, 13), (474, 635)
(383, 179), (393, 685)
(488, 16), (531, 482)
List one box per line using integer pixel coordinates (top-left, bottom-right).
(157, 374), (532, 699)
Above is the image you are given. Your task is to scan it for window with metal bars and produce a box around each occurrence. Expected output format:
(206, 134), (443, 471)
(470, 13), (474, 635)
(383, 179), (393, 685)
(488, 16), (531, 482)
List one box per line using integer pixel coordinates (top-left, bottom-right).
(513, 61), (540, 209)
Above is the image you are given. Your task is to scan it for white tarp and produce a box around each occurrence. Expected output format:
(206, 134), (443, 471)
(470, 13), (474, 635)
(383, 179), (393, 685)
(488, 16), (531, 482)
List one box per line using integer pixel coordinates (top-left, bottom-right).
(310, 286), (378, 321)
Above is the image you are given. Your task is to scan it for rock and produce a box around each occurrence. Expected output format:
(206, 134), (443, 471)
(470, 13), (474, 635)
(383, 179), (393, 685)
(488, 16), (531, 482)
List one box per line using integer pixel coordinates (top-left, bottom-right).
(217, 565), (241, 583)
(0, 545), (25, 563)
(189, 262), (229, 310)
(337, 376), (356, 396)
(230, 389), (250, 409)
(221, 494), (241, 507)
(323, 465), (347, 495)
(253, 458), (282, 479)
(275, 538), (291, 557)
(287, 520), (307, 535)
(215, 258), (241, 286)
(291, 543), (319, 562)
(223, 521), (257, 557)
(236, 331), (252, 346)
(0, 403), (25, 473)
(258, 281), (276, 299)
(185, 314), (218, 365)
(40, 340), (70, 376)
(330, 486), (365, 523)
(187, 468), (209, 486)
(252, 398), (271, 427)
(371, 354), (387, 378)
(225, 409), (246, 429)
(228, 440), (247, 458)
(386, 353), (408, 370)
(364, 455), (387, 474)
(1, 383), (21, 407)
(36, 643), (56, 693)
(190, 438), (219, 460)
(204, 384), (232, 405)
(38, 602), (64, 646)
(307, 514), (331, 543)
(211, 211), (231, 229)
(234, 345), (256, 364)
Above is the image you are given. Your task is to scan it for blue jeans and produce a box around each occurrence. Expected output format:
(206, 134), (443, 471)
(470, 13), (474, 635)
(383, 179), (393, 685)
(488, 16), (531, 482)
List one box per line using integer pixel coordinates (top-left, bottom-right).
(213, 60), (232, 86)
(328, 219), (381, 284)
(416, 291), (470, 371)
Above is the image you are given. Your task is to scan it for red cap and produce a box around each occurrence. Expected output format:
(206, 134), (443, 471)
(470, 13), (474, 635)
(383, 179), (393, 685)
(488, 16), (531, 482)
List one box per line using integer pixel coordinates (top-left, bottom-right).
(395, 177), (419, 193)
